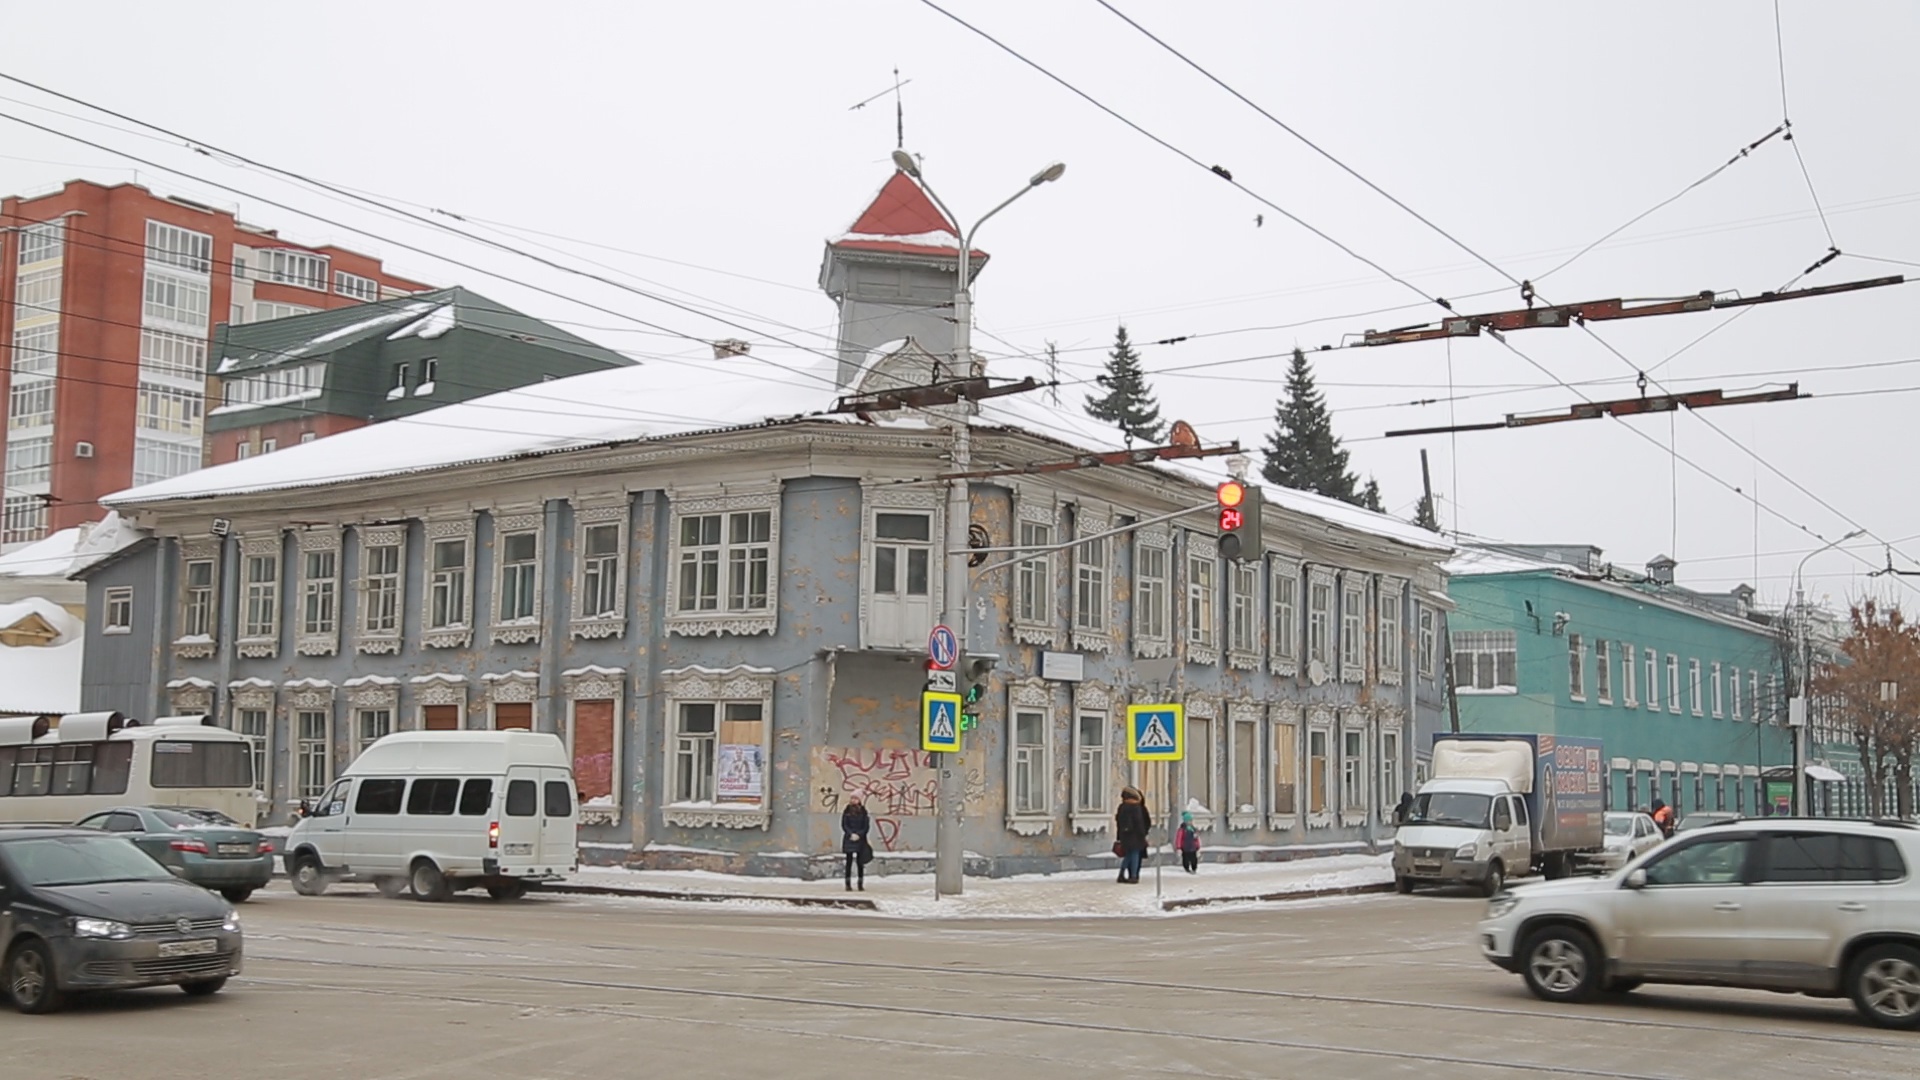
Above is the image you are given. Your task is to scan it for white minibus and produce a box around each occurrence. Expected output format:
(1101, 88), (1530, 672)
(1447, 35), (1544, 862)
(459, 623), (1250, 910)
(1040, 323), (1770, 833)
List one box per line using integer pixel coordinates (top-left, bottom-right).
(0, 713), (258, 826)
(281, 729), (578, 901)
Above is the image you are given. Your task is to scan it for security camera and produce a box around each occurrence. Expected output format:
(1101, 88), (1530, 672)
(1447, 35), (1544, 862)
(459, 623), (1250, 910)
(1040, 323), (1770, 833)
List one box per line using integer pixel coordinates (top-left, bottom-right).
(1551, 612), (1572, 636)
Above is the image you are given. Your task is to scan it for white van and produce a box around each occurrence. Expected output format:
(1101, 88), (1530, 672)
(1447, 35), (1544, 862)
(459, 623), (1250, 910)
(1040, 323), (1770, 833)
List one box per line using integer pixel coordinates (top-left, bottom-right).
(281, 730), (578, 901)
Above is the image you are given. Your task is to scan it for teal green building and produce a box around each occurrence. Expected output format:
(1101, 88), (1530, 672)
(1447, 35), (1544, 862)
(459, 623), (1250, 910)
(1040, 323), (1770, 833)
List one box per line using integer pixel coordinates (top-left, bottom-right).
(1447, 545), (1793, 818)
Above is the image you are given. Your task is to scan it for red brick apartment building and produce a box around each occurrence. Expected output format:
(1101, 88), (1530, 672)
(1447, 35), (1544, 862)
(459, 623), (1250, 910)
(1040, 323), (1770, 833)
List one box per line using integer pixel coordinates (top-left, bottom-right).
(0, 180), (427, 545)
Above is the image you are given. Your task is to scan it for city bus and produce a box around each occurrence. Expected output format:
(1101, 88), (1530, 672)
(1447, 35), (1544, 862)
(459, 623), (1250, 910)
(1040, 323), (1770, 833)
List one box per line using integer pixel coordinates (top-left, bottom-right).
(0, 712), (258, 827)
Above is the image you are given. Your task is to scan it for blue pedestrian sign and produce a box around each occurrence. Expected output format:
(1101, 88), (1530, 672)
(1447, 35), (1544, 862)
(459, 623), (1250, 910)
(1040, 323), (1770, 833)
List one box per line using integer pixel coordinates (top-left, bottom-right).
(921, 691), (963, 753)
(928, 624), (958, 670)
(1126, 704), (1185, 761)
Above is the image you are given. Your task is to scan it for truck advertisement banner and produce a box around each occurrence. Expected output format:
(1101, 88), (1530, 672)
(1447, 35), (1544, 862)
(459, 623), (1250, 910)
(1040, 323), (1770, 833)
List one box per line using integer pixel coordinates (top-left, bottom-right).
(1535, 734), (1605, 851)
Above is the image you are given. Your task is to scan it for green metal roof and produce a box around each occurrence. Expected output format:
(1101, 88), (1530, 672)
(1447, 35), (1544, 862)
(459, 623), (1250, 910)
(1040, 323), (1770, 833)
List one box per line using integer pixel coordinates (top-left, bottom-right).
(213, 287), (633, 375)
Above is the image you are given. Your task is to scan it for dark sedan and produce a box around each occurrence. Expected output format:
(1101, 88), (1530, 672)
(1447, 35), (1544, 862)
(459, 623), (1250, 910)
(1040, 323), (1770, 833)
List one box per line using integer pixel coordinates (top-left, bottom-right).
(74, 806), (274, 903)
(0, 828), (243, 1013)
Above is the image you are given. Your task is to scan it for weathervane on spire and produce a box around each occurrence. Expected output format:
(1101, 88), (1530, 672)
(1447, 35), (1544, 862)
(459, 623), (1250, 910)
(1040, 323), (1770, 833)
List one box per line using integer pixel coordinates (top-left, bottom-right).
(847, 69), (913, 153)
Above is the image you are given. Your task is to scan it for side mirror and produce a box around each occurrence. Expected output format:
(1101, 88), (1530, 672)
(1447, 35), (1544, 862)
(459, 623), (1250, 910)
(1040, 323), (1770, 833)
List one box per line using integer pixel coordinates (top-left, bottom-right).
(1624, 868), (1648, 890)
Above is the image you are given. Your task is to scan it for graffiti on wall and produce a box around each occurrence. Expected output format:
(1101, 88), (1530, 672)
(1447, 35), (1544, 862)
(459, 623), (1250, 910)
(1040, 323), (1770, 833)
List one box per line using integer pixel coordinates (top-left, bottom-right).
(811, 745), (985, 851)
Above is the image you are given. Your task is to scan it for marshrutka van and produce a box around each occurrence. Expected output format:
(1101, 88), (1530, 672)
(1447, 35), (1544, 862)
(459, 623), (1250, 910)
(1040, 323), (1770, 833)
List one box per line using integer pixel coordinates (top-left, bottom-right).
(281, 730), (578, 901)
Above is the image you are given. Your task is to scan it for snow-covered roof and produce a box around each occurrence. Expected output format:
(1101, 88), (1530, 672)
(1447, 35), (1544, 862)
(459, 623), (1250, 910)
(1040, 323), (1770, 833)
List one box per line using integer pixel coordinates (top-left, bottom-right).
(0, 512), (145, 581)
(1445, 546), (1582, 578)
(829, 171), (987, 261)
(103, 346), (1448, 554)
(0, 597), (83, 716)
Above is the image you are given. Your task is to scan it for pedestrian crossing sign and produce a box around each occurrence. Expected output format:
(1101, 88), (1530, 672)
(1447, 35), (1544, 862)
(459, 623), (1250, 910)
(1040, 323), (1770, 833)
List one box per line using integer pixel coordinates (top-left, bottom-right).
(922, 691), (963, 753)
(1127, 704), (1184, 761)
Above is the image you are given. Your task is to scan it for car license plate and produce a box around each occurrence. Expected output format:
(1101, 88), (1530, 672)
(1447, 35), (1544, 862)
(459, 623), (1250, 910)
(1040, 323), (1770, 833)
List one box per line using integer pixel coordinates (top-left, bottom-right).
(503, 843), (533, 856)
(1413, 861), (1442, 874)
(157, 939), (219, 958)
(217, 843), (252, 856)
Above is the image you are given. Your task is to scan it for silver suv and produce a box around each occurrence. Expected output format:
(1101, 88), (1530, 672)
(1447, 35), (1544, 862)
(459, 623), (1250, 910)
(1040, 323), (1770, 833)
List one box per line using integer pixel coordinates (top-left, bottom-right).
(1478, 818), (1920, 1028)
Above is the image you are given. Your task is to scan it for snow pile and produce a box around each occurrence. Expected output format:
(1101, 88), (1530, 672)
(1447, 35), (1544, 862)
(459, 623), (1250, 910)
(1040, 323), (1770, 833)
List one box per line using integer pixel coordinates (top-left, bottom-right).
(0, 596), (84, 715)
(387, 303), (457, 341)
(0, 511), (144, 581)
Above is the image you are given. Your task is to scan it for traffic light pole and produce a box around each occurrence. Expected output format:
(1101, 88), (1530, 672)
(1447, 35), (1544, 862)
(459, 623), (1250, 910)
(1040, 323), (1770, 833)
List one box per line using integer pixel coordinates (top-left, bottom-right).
(936, 376), (971, 897)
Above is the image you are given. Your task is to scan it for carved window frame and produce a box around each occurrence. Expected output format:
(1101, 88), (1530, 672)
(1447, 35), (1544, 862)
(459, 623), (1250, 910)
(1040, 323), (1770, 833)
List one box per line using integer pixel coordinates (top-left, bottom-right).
(1305, 565), (1335, 682)
(1339, 707), (1372, 827)
(1183, 532), (1219, 667)
(1338, 571), (1368, 684)
(1069, 680), (1114, 834)
(1010, 488), (1059, 648)
(234, 534), (282, 659)
(660, 664), (775, 829)
(295, 529), (340, 657)
(571, 501), (630, 640)
(858, 481), (944, 650)
(228, 679), (275, 797)
(1226, 559), (1261, 671)
(1132, 522), (1172, 659)
(1268, 701), (1301, 831)
(663, 482), (781, 638)
(1377, 708), (1406, 825)
(344, 677), (399, 760)
(489, 508), (544, 645)
(1377, 575), (1406, 686)
(285, 679), (336, 802)
(1070, 501), (1112, 653)
(481, 671), (540, 728)
(411, 673), (468, 730)
(1305, 704), (1336, 829)
(1005, 675), (1055, 835)
(173, 536), (220, 659)
(422, 517), (475, 649)
(1269, 556), (1300, 676)
(1225, 698), (1262, 830)
(564, 666), (626, 826)
(166, 677), (213, 718)
(1182, 693), (1219, 831)
(356, 524), (406, 656)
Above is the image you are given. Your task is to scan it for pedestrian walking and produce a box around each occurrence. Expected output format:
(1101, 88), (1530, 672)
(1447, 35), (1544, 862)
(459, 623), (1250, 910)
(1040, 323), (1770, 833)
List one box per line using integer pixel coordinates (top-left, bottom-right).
(1651, 798), (1676, 839)
(1176, 811), (1201, 874)
(1114, 786), (1151, 884)
(841, 792), (873, 891)
(1393, 791), (1415, 826)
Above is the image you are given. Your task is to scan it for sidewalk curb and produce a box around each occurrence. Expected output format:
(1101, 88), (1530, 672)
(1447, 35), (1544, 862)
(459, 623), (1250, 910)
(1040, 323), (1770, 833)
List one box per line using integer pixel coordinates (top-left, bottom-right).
(533, 881), (879, 911)
(1159, 881), (1396, 911)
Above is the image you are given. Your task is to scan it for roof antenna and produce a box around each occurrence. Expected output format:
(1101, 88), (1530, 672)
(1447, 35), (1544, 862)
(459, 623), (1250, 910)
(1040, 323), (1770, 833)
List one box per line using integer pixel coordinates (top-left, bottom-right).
(894, 66), (906, 150)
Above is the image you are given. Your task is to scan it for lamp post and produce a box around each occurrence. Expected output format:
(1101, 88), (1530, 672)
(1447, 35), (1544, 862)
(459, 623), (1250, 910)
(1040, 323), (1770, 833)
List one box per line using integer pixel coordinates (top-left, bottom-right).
(1792, 528), (1864, 816)
(891, 150), (1065, 897)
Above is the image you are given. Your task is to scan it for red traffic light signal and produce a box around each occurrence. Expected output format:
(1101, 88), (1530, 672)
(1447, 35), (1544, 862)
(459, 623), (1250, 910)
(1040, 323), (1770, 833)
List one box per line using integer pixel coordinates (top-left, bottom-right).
(1217, 481), (1246, 532)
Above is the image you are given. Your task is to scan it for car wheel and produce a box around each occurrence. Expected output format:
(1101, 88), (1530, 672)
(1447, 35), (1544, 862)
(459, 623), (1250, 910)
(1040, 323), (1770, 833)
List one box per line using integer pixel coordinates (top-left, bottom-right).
(6, 939), (67, 1015)
(1394, 876), (1415, 895)
(290, 853), (330, 897)
(375, 876), (409, 900)
(1520, 925), (1602, 1004)
(180, 978), (227, 998)
(487, 881), (528, 902)
(1482, 861), (1506, 898)
(220, 887), (254, 903)
(1848, 943), (1920, 1029)
(410, 859), (452, 903)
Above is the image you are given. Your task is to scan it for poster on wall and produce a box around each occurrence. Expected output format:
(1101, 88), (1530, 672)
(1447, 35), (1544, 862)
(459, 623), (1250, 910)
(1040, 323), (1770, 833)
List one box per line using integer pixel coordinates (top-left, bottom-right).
(717, 743), (764, 800)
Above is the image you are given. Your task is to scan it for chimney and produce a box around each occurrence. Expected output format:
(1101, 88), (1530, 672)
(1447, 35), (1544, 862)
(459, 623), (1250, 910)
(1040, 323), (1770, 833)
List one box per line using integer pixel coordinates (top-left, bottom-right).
(1647, 554), (1676, 586)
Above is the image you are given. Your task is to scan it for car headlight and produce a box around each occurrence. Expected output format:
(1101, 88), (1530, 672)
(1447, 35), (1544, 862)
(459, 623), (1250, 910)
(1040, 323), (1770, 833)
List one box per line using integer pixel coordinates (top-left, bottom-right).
(221, 911), (242, 934)
(1453, 842), (1478, 860)
(72, 917), (134, 940)
(1485, 893), (1521, 918)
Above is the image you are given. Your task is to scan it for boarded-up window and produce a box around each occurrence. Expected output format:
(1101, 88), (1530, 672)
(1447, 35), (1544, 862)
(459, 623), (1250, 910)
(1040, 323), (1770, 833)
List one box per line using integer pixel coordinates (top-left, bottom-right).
(423, 705), (458, 731)
(572, 700), (615, 805)
(493, 703), (532, 730)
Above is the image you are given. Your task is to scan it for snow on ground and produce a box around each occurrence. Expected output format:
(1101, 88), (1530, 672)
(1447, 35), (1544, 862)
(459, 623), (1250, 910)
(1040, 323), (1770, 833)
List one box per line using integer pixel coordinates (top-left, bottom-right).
(562, 853), (1393, 919)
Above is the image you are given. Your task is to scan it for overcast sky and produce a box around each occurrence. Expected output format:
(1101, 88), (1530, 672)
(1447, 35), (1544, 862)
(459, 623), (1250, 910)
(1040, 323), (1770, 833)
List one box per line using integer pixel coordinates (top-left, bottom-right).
(4, 1), (1917, 609)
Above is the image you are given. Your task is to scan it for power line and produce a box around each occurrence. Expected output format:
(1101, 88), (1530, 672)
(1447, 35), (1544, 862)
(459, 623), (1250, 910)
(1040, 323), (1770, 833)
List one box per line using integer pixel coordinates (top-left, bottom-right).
(1774, 0), (1837, 248)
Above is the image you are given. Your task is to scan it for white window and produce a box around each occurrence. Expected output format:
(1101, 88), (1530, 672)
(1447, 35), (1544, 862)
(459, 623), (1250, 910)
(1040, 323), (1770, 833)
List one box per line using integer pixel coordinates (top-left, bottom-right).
(5, 435), (50, 487)
(10, 324), (57, 375)
(1595, 639), (1612, 704)
(132, 436), (200, 485)
(1418, 606), (1436, 677)
(1452, 630), (1517, 692)
(1621, 641), (1637, 706)
(870, 510), (933, 646)
(1, 496), (45, 546)
(1229, 714), (1259, 819)
(1749, 670), (1760, 720)
(139, 329), (206, 380)
(420, 357), (438, 389)
(671, 700), (765, 806)
(1711, 662), (1723, 717)
(1730, 666), (1742, 720)
(1339, 576), (1365, 677)
(428, 537), (469, 629)
(1135, 540), (1169, 646)
(234, 708), (269, 790)
(236, 444), (252, 461)
(103, 587), (133, 634)
(1306, 726), (1332, 816)
(334, 270), (379, 301)
(1308, 574), (1333, 667)
(1687, 659), (1702, 715)
(8, 375), (54, 430)
(219, 362), (325, 407)
(1183, 713), (1214, 815)
(1380, 728), (1402, 813)
(260, 438), (276, 454)
(1015, 519), (1053, 627)
(142, 270), (209, 329)
(361, 541), (402, 636)
(1341, 727), (1367, 812)
(181, 558), (215, 639)
(1186, 546), (1216, 649)
(242, 550), (279, 641)
(577, 519), (625, 623)
(1228, 562), (1258, 657)
(675, 510), (772, 616)
(497, 531), (538, 623)
(1767, 674), (1779, 722)
(253, 301), (318, 322)
(145, 221), (212, 273)
(1271, 560), (1298, 667)
(296, 710), (331, 799)
(1074, 534), (1108, 634)
(356, 708), (392, 756)
(1646, 649), (1660, 710)
(13, 268), (61, 318)
(300, 432), (315, 444)
(1378, 587), (1402, 679)
(1271, 718), (1298, 816)
(301, 549), (337, 637)
(136, 382), (204, 436)
(1568, 633), (1585, 700)
(256, 248), (330, 290)
(1010, 708), (1049, 817)
(391, 362), (410, 392)
(1667, 655), (1681, 714)
(1073, 708), (1108, 816)
(17, 221), (63, 264)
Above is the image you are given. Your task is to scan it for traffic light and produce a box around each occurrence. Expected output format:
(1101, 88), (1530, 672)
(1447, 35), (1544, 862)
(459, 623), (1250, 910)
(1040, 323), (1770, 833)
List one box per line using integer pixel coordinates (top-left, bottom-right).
(958, 653), (997, 729)
(1217, 480), (1264, 563)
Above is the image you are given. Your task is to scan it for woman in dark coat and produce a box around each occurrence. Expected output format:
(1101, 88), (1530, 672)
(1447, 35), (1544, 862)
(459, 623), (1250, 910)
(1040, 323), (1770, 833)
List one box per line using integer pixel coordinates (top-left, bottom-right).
(841, 792), (873, 891)
(1114, 786), (1152, 884)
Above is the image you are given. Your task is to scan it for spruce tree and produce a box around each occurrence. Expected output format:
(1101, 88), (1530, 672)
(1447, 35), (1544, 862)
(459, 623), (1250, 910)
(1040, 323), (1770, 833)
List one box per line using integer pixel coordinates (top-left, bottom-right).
(1360, 477), (1384, 513)
(1413, 491), (1442, 532)
(1083, 324), (1164, 444)
(1261, 348), (1368, 506)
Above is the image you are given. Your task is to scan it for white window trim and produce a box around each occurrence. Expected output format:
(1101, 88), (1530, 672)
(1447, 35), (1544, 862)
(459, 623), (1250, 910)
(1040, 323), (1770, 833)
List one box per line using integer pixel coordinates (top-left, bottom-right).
(1269, 556), (1300, 676)
(356, 524), (406, 655)
(1006, 676), (1055, 835)
(1377, 712), (1406, 825)
(1268, 702), (1301, 831)
(1645, 648), (1660, 711)
(1730, 666), (1742, 721)
(236, 534), (281, 660)
(1226, 560), (1261, 670)
(295, 528), (340, 657)
(285, 680), (336, 805)
(1452, 629), (1519, 694)
(664, 482), (781, 638)
(411, 673), (468, 731)
(1377, 576), (1405, 685)
(857, 481), (943, 650)
(228, 680), (275, 800)
(1132, 523), (1173, 659)
(1338, 571), (1367, 684)
(1338, 709), (1371, 827)
(1184, 532), (1220, 666)
(102, 586), (133, 635)
(1225, 699), (1262, 830)
(1305, 566), (1334, 684)
(1689, 658), (1704, 716)
(1710, 661), (1723, 718)
(563, 666), (626, 826)
(1069, 681), (1114, 834)
(571, 501), (630, 640)
(489, 509), (544, 645)
(481, 671), (539, 728)
(1070, 501), (1112, 653)
(1182, 695), (1220, 832)
(422, 518), (476, 649)
(173, 536), (220, 659)
(1010, 488), (1059, 648)
(1305, 705), (1336, 829)
(1594, 638), (1613, 705)
(1667, 654), (1682, 715)
(1417, 605), (1437, 679)
(344, 677), (399, 761)
(1567, 633), (1585, 702)
(1622, 641), (1638, 706)
(660, 664), (774, 829)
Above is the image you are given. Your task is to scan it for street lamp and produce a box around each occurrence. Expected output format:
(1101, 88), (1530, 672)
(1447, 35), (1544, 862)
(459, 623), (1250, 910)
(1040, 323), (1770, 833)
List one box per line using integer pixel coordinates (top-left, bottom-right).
(895, 150), (1065, 898)
(1791, 528), (1865, 816)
